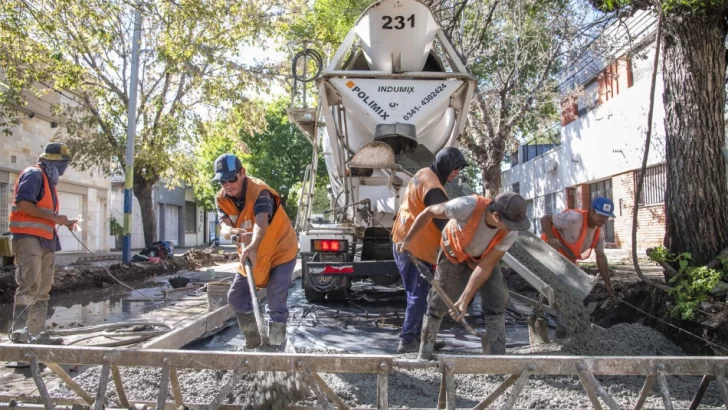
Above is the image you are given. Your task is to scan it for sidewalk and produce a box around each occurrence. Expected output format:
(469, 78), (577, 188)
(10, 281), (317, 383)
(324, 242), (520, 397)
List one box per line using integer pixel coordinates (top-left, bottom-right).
(53, 245), (238, 266)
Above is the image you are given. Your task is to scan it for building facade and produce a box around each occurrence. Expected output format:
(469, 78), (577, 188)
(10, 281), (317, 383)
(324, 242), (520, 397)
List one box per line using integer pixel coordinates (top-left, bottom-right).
(1, 89), (111, 252)
(501, 12), (666, 249)
(109, 180), (208, 249)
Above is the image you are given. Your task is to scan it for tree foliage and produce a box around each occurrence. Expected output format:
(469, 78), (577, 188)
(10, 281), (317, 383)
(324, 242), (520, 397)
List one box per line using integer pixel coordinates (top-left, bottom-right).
(1, 0), (280, 245)
(239, 99), (326, 215)
(183, 99), (326, 223)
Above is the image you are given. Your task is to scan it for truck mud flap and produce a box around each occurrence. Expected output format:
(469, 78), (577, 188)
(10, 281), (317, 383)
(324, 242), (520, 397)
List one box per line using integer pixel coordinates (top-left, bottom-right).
(306, 260), (398, 277)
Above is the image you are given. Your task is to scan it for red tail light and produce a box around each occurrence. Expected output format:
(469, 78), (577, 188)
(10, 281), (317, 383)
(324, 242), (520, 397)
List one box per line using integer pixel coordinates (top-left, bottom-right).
(312, 239), (348, 252)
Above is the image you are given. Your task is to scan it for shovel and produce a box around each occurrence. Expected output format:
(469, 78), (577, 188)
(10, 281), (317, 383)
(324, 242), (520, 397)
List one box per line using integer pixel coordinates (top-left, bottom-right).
(244, 258), (269, 346)
(405, 252), (489, 352)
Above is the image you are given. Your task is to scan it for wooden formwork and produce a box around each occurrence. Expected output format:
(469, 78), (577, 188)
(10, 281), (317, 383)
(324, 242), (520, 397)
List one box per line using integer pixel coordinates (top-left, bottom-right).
(2, 345), (728, 410)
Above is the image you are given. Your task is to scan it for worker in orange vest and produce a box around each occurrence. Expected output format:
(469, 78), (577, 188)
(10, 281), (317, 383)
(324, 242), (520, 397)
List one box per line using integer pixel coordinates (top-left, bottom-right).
(213, 154), (298, 349)
(540, 196), (615, 297)
(8, 143), (76, 354)
(396, 192), (530, 359)
(391, 147), (467, 353)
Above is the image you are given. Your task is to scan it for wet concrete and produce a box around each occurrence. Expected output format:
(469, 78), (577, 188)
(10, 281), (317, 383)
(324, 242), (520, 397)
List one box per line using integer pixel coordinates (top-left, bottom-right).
(186, 279), (552, 354)
(0, 268), (235, 334)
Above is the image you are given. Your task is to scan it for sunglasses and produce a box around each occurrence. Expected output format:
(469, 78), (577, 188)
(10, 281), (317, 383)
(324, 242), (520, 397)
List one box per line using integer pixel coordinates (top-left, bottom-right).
(219, 175), (239, 185)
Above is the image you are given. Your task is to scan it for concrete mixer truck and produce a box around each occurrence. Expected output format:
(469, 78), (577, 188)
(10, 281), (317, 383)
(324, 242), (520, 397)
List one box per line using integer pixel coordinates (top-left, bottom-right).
(288, 0), (476, 303)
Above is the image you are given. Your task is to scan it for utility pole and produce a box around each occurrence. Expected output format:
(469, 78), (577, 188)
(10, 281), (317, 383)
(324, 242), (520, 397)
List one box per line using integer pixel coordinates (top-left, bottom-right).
(122, 3), (142, 264)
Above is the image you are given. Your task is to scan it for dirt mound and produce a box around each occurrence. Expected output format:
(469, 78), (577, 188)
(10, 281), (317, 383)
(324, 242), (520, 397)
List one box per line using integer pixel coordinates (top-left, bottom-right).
(0, 249), (234, 304)
(185, 248), (237, 269)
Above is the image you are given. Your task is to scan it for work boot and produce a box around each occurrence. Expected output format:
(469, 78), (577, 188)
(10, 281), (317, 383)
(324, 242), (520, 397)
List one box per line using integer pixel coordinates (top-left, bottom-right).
(418, 315), (443, 361)
(267, 321), (287, 346)
(402, 338), (445, 353)
(397, 339), (418, 353)
(9, 304), (30, 342)
(27, 300), (63, 345)
(236, 312), (262, 349)
(483, 314), (506, 355)
(7, 304), (31, 368)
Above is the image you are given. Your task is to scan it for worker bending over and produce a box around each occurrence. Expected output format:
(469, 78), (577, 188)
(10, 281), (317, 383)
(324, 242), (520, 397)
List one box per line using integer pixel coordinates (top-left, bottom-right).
(391, 147), (467, 353)
(214, 153), (298, 349)
(396, 192), (530, 359)
(540, 196), (615, 297)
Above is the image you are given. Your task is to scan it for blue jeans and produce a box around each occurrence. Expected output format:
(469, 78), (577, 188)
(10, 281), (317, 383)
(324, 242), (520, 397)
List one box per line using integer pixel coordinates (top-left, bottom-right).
(227, 258), (296, 323)
(393, 244), (432, 343)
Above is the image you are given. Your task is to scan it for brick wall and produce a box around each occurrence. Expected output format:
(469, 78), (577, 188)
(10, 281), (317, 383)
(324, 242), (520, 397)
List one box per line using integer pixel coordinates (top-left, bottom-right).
(575, 184), (590, 210)
(611, 171), (666, 249)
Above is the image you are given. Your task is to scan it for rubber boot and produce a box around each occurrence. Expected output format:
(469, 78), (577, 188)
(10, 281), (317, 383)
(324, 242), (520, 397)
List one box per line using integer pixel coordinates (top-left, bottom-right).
(7, 304), (31, 368)
(483, 314), (506, 355)
(418, 315), (443, 361)
(27, 300), (63, 345)
(9, 304), (31, 342)
(236, 312), (262, 349)
(268, 321), (286, 346)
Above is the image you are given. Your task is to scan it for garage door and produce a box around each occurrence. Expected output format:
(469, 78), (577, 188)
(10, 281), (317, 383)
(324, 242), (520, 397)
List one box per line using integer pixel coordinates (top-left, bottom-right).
(162, 204), (179, 245)
(57, 192), (82, 252)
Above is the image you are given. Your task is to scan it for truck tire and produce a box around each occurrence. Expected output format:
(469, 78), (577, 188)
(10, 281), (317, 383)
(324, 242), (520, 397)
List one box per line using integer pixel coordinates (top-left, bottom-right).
(304, 289), (327, 303)
(326, 288), (349, 302)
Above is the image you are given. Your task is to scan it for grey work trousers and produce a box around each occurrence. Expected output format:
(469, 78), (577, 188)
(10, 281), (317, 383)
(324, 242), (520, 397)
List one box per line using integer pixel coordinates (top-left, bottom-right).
(426, 250), (508, 320)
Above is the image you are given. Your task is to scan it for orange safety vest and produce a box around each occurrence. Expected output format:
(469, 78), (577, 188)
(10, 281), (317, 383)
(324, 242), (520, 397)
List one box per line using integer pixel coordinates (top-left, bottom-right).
(392, 168), (447, 264)
(540, 209), (601, 263)
(9, 166), (59, 240)
(216, 177), (298, 288)
(441, 195), (507, 268)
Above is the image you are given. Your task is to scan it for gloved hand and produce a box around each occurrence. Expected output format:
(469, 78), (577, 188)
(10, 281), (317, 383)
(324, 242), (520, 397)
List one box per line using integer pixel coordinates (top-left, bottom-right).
(547, 238), (562, 250)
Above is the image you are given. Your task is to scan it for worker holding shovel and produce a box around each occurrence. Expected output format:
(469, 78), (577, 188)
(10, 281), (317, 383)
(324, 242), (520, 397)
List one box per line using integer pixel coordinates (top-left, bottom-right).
(396, 192), (530, 359)
(391, 147), (467, 353)
(214, 153), (298, 349)
(540, 196), (615, 298)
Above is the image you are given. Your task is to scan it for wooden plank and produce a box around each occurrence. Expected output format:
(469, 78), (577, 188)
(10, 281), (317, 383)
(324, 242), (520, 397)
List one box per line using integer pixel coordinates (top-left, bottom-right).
(142, 288), (266, 350)
(141, 305), (234, 350)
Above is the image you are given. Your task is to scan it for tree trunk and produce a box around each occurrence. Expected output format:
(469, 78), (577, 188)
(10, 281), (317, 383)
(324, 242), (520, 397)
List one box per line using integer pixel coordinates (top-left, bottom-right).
(661, 12), (728, 265)
(133, 171), (158, 247)
(481, 129), (509, 198)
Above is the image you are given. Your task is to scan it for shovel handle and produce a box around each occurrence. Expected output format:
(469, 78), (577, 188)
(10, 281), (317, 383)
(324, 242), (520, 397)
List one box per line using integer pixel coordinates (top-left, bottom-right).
(405, 252), (480, 337)
(244, 258), (267, 345)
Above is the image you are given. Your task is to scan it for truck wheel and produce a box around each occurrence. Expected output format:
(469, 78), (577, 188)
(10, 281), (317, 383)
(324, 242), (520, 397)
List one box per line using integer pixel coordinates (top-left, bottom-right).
(327, 288), (349, 302)
(304, 289), (327, 303)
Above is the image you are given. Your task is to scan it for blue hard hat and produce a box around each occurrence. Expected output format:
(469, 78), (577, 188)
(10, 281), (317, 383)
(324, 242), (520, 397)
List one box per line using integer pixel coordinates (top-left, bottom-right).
(212, 153), (242, 182)
(592, 196), (615, 218)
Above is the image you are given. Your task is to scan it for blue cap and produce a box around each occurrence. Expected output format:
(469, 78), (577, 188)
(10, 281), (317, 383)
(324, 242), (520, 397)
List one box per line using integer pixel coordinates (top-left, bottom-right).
(212, 154), (242, 182)
(592, 196), (615, 218)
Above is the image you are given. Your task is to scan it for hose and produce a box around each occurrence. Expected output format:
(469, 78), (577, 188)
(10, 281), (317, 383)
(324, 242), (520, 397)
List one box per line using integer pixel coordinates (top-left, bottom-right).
(291, 48), (323, 83)
(47, 321), (172, 336)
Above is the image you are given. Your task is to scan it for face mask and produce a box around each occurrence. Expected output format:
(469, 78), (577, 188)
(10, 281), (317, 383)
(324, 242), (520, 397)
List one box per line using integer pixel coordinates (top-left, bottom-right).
(56, 162), (69, 176)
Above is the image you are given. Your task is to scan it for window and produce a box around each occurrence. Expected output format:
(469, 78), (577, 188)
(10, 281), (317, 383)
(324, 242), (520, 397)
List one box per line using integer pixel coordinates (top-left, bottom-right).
(577, 81), (599, 116)
(0, 184), (7, 233)
(185, 202), (197, 233)
(636, 164), (666, 206)
(512, 183), (520, 195)
(544, 193), (557, 216)
(590, 179), (615, 242)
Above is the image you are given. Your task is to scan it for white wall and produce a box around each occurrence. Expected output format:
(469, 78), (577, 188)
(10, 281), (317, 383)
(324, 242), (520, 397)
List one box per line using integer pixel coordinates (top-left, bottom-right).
(502, 44), (666, 201)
